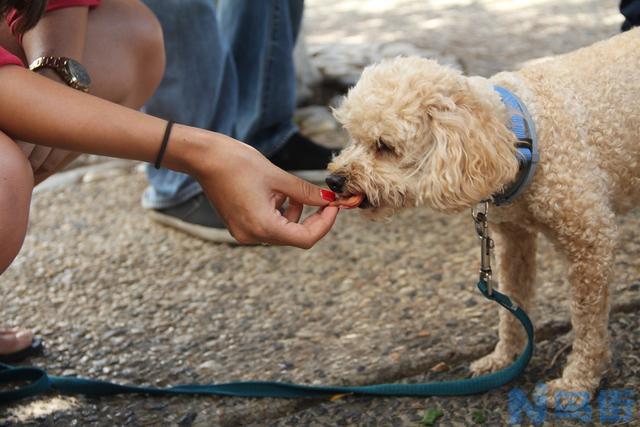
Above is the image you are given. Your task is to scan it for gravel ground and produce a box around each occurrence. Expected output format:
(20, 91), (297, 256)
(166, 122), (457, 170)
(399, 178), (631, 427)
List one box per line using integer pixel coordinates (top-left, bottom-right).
(2, 168), (638, 426)
(305, 0), (622, 77)
(2, 0), (638, 426)
(272, 309), (640, 427)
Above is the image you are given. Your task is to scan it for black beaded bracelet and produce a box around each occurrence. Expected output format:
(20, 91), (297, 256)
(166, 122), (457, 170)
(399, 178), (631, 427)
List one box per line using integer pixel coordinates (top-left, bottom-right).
(154, 120), (174, 169)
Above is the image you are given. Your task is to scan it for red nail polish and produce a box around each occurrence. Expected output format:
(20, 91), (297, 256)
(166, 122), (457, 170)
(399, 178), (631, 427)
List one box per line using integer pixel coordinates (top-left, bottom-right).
(321, 189), (336, 202)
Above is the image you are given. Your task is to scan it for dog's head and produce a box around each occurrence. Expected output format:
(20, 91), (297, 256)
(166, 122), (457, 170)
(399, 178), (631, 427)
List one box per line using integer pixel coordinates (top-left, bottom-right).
(327, 56), (519, 216)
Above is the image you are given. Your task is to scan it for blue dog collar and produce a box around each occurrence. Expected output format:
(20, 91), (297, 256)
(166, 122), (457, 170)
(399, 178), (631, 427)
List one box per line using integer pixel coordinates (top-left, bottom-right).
(491, 86), (539, 206)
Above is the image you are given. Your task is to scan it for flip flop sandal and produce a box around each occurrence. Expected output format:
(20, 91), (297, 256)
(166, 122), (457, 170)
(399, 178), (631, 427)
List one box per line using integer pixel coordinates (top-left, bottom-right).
(0, 336), (44, 364)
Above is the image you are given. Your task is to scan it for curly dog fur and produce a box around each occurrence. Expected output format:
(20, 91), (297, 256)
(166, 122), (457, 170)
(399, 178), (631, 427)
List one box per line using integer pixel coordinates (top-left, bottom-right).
(328, 28), (640, 406)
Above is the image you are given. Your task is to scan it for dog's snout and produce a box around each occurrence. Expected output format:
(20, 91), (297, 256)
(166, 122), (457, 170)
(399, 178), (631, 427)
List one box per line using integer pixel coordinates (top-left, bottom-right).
(325, 174), (346, 193)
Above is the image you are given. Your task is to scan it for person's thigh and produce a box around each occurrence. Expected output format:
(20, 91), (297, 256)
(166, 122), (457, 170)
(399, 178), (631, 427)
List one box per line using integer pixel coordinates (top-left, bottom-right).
(0, 0), (164, 108)
(217, 0), (301, 155)
(0, 132), (33, 274)
(142, 0), (233, 130)
(83, 0), (164, 108)
(141, 0), (239, 208)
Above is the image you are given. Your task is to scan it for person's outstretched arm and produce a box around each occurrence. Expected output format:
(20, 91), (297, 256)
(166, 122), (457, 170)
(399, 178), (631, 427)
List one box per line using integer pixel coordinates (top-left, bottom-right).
(0, 65), (339, 248)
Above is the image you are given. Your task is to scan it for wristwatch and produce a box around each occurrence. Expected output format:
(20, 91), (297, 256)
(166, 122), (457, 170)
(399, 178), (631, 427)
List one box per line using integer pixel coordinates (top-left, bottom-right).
(29, 56), (92, 92)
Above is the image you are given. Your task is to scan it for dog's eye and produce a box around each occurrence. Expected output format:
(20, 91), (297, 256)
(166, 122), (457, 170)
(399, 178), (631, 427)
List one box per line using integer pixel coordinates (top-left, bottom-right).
(375, 138), (394, 154)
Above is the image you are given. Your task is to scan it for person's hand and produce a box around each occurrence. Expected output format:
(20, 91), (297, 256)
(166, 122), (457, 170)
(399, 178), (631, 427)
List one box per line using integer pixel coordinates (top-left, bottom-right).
(189, 132), (339, 248)
(16, 141), (79, 184)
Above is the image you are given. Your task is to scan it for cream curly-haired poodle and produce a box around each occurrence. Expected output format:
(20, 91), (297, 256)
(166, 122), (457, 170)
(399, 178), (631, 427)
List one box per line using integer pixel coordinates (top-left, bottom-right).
(327, 28), (640, 405)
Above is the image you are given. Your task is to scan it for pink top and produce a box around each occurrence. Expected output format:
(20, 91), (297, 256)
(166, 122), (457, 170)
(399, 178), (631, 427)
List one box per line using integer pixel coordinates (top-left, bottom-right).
(1, 0), (102, 66)
(0, 47), (22, 66)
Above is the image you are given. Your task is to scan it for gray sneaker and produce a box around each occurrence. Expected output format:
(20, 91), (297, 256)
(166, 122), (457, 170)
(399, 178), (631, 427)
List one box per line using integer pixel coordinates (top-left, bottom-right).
(149, 133), (335, 243)
(148, 194), (238, 244)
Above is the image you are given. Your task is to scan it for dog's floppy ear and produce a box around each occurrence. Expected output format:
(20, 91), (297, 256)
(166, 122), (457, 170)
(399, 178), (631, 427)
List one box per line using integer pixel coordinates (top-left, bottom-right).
(418, 94), (519, 212)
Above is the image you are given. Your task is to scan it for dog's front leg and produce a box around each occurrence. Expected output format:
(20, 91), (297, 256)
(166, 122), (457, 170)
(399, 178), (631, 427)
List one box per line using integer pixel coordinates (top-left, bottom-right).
(537, 203), (616, 408)
(470, 222), (537, 375)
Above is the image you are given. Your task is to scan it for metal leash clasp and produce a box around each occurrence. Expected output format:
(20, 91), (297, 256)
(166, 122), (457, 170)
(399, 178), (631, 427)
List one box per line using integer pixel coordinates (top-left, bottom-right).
(472, 201), (494, 295)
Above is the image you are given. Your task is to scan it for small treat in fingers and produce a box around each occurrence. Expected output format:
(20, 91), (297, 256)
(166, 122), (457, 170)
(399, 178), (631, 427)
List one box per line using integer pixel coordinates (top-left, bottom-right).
(330, 194), (364, 209)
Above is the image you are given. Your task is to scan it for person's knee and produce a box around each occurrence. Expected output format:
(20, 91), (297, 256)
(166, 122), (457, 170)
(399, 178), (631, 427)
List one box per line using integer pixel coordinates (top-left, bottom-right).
(0, 138), (33, 273)
(122, 1), (166, 108)
(129, 4), (165, 106)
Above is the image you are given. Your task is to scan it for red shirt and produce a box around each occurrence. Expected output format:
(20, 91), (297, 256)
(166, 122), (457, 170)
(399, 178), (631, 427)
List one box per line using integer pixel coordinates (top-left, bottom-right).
(0, 47), (22, 66)
(0, 0), (101, 66)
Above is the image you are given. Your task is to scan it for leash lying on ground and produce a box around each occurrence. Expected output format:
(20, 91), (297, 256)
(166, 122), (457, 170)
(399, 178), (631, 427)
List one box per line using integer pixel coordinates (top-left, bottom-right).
(0, 203), (534, 403)
(0, 280), (532, 403)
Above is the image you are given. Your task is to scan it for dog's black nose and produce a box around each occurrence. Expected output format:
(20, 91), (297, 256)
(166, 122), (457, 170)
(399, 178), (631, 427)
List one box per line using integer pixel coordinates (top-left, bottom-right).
(325, 174), (346, 193)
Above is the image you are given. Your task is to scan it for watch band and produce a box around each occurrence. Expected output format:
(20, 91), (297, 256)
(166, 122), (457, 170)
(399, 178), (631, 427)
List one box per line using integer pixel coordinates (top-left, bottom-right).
(28, 56), (90, 92)
(29, 56), (66, 72)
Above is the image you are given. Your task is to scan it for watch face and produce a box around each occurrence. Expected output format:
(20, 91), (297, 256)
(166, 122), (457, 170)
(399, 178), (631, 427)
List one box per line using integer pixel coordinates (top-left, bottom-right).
(66, 59), (92, 89)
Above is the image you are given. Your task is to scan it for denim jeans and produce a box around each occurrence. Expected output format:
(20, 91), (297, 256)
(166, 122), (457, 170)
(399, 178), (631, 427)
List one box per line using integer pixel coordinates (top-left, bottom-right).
(141, 0), (303, 209)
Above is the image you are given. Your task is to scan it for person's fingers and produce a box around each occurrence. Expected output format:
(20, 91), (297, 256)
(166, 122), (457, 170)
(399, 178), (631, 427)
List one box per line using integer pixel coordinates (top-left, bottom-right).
(272, 169), (333, 207)
(268, 205), (339, 248)
(273, 193), (287, 210)
(16, 141), (36, 158)
(299, 205), (340, 236)
(282, 200), (303, 223)
(13, 143), (74, 177)
(39, 149), (72, 174)
(27, 145), (52, 171)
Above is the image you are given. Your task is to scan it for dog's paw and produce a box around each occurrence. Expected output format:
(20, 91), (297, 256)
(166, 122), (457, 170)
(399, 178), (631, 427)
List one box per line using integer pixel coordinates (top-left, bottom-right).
(533, 377), (595, 410)
(469, 351), (515, 376)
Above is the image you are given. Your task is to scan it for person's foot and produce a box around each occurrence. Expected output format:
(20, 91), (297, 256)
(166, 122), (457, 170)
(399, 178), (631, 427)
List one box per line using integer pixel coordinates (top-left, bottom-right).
(0, 328), (43, 363)
(148, 133), (336, 243)
(270, 132), (336, 173)
(147, 193), (237, 244)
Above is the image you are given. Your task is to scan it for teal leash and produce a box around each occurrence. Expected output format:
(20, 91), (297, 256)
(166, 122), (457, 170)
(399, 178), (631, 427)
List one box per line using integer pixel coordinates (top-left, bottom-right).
(0, 204), (534, 403)
(0, 280), (533, 403)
